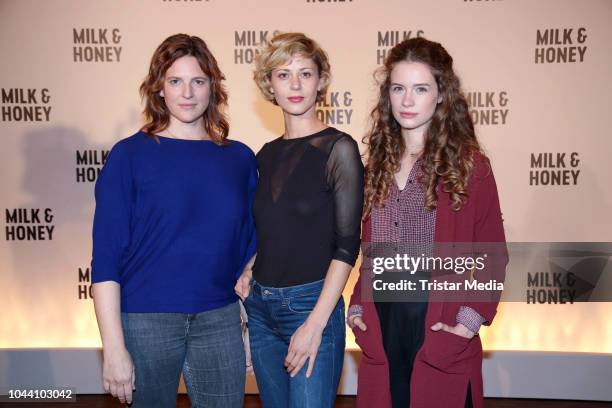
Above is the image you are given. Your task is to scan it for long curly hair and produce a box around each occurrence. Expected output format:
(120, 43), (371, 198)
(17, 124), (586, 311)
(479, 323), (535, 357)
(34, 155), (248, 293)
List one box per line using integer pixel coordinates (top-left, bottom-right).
(139, 34), (229, 144)
(363, 37), (480, 218)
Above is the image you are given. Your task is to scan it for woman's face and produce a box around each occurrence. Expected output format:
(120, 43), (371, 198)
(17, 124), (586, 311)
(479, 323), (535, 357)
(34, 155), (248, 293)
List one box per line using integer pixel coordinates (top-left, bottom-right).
(160, 55), (211, 126)
(268, 54), (323, 116)
(389, 60), (441, 135)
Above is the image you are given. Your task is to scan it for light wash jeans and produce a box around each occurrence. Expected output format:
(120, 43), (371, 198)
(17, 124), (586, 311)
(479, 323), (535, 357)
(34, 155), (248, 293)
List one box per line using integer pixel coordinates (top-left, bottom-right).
(121, 301), (245, 408)
(245, 279), (345, 408)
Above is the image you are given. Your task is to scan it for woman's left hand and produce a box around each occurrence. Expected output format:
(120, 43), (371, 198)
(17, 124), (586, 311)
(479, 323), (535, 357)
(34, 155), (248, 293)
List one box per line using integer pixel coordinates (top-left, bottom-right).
(431, 322), (475, 339)
(284, 320), (324, 378)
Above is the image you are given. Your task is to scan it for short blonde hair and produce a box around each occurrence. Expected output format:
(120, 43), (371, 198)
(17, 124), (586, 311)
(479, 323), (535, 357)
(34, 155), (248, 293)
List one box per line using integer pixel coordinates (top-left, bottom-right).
(253, 32), (331, 104)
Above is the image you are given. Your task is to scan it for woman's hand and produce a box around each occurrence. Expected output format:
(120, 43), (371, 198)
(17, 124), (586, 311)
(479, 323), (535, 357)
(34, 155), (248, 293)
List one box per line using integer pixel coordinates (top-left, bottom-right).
(284, 320), (324, 378)
(347, 314), (367, 331)
(431, 322), (475, 339)
(235, 269), (252, 301)
(235, 255), (256, 301)
(102, 346), (135, 405)
(92, 282), (134, 404)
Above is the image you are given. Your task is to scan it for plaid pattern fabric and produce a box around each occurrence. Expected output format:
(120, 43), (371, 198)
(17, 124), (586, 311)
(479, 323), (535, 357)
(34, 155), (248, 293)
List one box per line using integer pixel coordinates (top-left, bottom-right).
(456, 305), (487, 333)
(352, 160), (485, 332)
(372, 159), (436, 257)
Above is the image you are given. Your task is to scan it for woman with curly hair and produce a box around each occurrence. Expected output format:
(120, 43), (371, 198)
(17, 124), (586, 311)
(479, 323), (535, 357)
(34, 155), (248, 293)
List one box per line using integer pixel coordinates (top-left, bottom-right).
(91, 34), (256, 407)
(347, 37), (507, 408)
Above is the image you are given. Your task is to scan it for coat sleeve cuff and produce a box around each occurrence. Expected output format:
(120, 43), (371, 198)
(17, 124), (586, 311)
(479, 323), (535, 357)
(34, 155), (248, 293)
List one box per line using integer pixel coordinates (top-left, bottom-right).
(456, 305), (486, 334)
(347, 304), (364, 318)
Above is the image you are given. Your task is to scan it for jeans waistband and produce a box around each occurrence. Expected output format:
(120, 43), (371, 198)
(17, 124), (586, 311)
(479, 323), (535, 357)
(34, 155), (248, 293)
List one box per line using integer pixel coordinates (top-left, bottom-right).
(251, 279), (324, 299)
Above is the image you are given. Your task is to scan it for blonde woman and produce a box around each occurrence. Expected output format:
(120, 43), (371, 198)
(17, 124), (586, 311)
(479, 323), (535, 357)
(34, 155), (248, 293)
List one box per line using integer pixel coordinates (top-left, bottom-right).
(235, 32), (363, 408)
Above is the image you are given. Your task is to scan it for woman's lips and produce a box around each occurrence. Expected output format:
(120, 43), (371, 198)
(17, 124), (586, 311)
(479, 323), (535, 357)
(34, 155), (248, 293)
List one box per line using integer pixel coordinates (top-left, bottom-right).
(400, 112), (418, 118)
(179, 104), (197, 109)
(288, 96), (304, 103)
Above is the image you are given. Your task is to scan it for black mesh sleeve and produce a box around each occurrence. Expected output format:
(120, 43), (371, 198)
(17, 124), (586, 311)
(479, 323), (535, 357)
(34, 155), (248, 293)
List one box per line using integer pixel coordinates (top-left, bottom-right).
(326, 135), (364, 266)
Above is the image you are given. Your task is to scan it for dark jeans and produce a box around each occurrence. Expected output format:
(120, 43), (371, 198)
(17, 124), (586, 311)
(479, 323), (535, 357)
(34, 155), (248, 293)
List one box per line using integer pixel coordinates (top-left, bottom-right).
(121, 301), (245, 408)
(245, 279), (345, 408)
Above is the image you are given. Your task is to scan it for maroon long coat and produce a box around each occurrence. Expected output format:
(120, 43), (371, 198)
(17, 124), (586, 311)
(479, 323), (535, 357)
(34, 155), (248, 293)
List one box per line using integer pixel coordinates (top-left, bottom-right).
(349, 152), (508, 408)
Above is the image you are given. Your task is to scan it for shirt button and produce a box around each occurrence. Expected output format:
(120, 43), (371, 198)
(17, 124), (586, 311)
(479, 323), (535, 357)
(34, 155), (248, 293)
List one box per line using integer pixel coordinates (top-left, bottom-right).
(394, 222), (398, 227)
(408, 180), (413, 184)
(396, 198), (400, 202)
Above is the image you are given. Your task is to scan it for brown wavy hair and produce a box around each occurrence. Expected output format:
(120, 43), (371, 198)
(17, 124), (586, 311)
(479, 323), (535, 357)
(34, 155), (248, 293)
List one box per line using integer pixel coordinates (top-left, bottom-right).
(363, 37), (480, 218)
(140, 34), (229, 144)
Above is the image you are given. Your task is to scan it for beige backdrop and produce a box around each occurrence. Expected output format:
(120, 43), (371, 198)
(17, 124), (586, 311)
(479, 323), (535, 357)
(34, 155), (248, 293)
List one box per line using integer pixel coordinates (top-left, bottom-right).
(1, 0), (611, 357)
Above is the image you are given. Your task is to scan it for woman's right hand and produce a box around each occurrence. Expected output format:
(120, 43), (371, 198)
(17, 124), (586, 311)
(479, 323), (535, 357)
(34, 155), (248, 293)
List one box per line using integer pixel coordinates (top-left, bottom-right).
(102, 346), (135, 405)
(235, 269), (252, 301)
(347, 314), (367, 331)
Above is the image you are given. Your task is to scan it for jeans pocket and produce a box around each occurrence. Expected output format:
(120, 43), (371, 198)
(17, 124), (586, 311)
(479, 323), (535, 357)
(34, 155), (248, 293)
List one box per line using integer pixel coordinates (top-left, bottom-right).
(287, 292), (319, 314)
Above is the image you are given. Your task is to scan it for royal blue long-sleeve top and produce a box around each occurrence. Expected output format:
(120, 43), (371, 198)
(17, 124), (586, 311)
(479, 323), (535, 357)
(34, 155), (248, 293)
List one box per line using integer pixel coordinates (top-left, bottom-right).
(91, 131), (257, 313)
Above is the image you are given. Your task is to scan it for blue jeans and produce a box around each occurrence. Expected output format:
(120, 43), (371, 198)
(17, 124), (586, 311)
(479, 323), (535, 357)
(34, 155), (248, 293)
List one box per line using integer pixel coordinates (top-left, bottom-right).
(121, 301), (245, 408)
(244, 279), (345, 408)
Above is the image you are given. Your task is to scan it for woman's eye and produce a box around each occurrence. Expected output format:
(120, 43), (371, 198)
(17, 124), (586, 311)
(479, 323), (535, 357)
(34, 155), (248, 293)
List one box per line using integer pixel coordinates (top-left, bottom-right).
(391, 86), (403, 93)
(168, 79), (180, 85)
(195, 79), (207, 85)
(277, 72), (288, 79)
(301, 72), (312, 78)
(415, 86), (428, 94)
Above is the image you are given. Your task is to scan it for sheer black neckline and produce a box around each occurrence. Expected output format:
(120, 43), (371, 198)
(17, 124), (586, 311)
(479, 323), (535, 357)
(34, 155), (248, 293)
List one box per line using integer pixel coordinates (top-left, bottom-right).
(252, 128), (364, 287)
(277, 127), (335, 142)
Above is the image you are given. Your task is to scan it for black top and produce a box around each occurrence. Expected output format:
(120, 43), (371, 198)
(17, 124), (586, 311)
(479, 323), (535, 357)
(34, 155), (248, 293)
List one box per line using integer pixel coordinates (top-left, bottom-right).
(253, 127), (364, 287)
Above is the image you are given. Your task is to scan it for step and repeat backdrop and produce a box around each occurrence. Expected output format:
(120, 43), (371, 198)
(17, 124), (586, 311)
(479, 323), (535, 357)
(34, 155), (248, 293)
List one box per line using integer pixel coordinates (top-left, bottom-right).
(1, 0), (611, 357)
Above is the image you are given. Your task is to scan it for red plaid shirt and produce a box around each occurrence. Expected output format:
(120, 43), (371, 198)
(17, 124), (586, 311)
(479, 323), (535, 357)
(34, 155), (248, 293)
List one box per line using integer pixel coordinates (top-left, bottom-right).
(349, 160), (485, 333)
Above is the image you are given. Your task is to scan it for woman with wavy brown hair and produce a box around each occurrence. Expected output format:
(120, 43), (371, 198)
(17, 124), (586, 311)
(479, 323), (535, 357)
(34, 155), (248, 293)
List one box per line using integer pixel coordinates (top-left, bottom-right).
(347, 37), (507, 408)
(91, 34), (256, 408)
